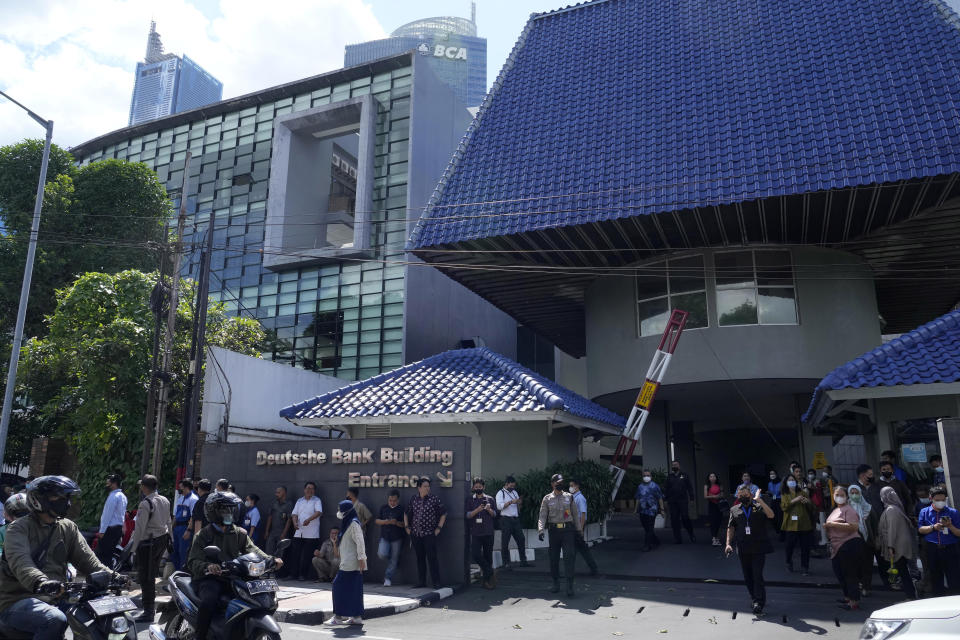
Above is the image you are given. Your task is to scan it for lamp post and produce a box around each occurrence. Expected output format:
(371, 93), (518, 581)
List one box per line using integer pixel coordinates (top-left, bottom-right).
(0, 90), (54, 470)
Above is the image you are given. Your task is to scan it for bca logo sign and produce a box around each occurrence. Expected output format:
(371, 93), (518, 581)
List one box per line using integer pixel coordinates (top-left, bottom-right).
(433, 45), (467, 60)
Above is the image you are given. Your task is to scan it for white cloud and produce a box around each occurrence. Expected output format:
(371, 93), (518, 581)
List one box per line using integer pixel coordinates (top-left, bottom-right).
(0, 0), (386, 149)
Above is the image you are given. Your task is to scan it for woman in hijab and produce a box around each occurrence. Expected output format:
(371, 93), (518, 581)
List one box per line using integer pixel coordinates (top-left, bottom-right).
(878, 486), (918, 600)
(824, 485), (862, 610)
(325, 499), (368, 626)
(848, 484), (874, 597)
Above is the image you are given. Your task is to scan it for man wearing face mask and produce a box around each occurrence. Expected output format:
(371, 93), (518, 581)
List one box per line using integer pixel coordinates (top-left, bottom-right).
(538, 474), (581, 596)
(465, 478), (498, 589)
(726, 486), (775, 616)
(0, 476), (112, 640)
(873, 461), (914, 521)
(917, 486), (960, 596)
(857, 464), (891, 588)
(664, 461), (696, 544)
(767, 471), (783, 535)
(929, 455), (946, 486)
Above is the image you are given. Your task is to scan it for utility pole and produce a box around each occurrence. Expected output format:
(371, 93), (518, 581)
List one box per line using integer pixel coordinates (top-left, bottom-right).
(177, 217), (213, 483)
(151, 152), (191, 475)
(141, 222), (169, 477)
(0, 91), (53, 469)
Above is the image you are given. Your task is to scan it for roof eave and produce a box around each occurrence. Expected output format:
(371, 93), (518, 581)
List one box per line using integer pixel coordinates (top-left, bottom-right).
(286, 409), (559, 426)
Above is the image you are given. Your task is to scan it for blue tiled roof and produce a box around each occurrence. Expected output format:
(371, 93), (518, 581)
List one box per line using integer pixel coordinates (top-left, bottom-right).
(280, 347), (626, 430)
(804, 309), (960, 423)
(409, 0), (960, 249)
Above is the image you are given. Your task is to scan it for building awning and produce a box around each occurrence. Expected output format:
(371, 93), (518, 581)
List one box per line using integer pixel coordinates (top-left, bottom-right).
(804, 309), (960, 428)
(280, 347), (626, 434)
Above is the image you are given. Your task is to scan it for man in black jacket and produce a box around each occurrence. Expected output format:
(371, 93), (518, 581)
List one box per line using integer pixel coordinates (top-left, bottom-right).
(664, 460), (696, 544)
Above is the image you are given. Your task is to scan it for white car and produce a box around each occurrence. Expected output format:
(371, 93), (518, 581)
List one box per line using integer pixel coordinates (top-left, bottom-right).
(860, 596), (960, 640)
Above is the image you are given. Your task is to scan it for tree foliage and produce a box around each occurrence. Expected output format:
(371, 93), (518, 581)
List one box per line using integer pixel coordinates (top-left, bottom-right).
(21, 270), (266, 525)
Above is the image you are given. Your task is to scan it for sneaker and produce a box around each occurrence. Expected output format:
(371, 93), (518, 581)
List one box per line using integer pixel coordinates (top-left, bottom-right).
(347, 616), (363, 625)
(752, 602), (763, 616)
(383, 578), (392, 587)
(325, 616), (347, 626)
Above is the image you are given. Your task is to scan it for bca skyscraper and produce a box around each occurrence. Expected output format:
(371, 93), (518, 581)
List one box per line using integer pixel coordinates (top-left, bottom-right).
(345, 4), (487, 108)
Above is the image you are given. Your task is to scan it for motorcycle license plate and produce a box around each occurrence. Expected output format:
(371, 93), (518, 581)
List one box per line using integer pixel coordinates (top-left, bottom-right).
(87, 595), (137, 616)
(246, 579), (279, 595)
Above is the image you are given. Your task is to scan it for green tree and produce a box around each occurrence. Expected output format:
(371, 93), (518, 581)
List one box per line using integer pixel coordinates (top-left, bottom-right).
(21, 270), (266, 525)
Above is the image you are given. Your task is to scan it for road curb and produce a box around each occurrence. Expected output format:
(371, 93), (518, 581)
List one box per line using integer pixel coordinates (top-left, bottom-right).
(277, 584), (461, 624)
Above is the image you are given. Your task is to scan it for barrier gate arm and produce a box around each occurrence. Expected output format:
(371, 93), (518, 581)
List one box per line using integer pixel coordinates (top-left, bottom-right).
(609, 309), (688, 501)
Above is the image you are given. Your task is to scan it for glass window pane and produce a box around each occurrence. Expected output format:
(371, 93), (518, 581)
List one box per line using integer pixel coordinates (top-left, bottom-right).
(756, 250), (793, 286)
(758, 287), (798, 324)
(636, 261), (667, 300)
(671, 291), (707, 329)
(717, 288), (758, 325)
(668, 255), (705, 294)
(715, 251), (755, 288)
(639, 297), (670, 337)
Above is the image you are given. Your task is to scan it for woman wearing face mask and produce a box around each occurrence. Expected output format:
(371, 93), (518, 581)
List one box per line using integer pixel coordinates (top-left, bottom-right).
(767, 471), (783, 536)
(635, 470), (664, 552)
(825, 486), (863, 610)
(780, 474), (813, 575)
(244, 493), (265, 547)
(704, 472), (725, 547)
(326, 500), (368, 626)
(878, 486), (918, 600)
(847, 484), (875, 597)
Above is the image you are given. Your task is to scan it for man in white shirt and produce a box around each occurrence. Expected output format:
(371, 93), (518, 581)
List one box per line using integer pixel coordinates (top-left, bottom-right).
(96, 473), (128, 566)
(290, 481), (323, 580)
(171, 478), (199, 570)
(496, 476), (532, 569)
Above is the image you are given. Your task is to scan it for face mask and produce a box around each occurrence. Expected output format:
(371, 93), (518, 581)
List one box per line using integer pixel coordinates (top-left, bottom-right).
(919, 498), (931, 505)
(935, 467), (945, 473)
(336, 511), (345, 520)
(835, 497), (847, 505)
(851, 494), (862, 503)
(672, 468), (679, 473)
(50, 498), (70, 517)
(881, 473), (892, 481)
(245, 500), (253, 508)
(934, 501), (948, 510)
(786, 480), (797, 489)
(222, 514), (234, 526)
(769, 474), (776, 480)
(864, 476), (873, 484)
(474, 489), (484, 496)
(822, 472), (828, 478)
(643, 476), (652, 483)
(739, 494), (752, 503)
(807, 474), (815, 481)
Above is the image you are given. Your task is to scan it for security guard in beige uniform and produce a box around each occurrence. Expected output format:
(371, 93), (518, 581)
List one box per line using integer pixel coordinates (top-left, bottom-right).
(538, 473), (581, 596)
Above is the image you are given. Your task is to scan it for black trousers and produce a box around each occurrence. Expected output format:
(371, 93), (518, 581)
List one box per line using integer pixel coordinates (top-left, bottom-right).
(97, 525), (122, 567)
(290, 537), (320, 579)
(926, 541), (960, 596)
(858, 539), (875, 590)
(193, 577), (228, 640)
(412, 534), (441, 586)
(136, 538), (166, 611)
(639, 514), (660, 549)
(500, 517), (526, 564)
(784, 530), (813, 570)
(471, 534), (494, 580)
(738, 550), (767, 606)
(873, 546), (892, 587)
(708, 502), (722, 540)
(832, 538), (863, 601)
(890, 556), (918, 599)
(573, 532), (598, 573)
(667, 501), (693, 542)
(547, 525), (575, 583)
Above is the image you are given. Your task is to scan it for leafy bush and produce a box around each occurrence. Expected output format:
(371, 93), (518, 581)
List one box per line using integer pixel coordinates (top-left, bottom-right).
(488, 459), (615, 529)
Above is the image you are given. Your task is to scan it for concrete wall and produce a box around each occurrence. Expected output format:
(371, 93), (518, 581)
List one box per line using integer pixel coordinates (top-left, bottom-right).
(402, 55), (519, 363)
(585, 247), (881, 398)
(201, 347), (346, 442)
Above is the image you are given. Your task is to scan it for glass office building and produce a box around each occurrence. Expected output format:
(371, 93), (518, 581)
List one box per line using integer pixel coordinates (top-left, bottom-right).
(345, 15), (487, 108)
(129, 22), (223, 126)
(74, 52), (517, 382)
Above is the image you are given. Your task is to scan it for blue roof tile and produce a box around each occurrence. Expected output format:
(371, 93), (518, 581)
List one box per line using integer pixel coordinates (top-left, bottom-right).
(803, 308), (960, 423)
(280, 347), (626, 430)
(409, 0), (960, 249)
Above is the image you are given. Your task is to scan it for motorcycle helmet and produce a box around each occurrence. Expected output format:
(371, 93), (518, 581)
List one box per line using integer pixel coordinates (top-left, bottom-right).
(3, 492), (29, 521)
(204, 491), (241, 527)
(25, 475), (80, 518)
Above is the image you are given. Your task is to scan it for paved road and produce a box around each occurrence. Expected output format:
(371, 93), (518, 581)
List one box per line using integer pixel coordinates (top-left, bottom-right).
(135, 573), (898, 640)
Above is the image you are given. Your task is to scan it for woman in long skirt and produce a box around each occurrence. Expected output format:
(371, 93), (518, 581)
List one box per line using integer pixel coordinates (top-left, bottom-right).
(326, 499), (367, 625)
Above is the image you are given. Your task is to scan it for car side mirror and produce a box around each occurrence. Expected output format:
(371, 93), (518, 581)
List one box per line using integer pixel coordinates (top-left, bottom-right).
(203, 545), (221, 561)
(275, 539), (292, 554)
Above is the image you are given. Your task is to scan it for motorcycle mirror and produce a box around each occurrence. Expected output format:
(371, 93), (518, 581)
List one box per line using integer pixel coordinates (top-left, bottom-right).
(203, 545), (222, 561)
(275, 539), (292, 554)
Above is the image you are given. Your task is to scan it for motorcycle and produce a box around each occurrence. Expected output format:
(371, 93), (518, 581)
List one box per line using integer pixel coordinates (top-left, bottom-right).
(0, 570), (137, 640)
(150, 539), (290, 640)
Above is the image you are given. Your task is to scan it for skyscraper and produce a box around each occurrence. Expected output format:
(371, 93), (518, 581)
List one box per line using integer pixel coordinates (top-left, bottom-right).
(345, 4), (487, 108)
(128, 22), (223, 126)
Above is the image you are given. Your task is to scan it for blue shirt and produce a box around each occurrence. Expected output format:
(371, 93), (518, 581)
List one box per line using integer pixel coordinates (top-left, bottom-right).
(572, 491), (588, 526)
(893, 466), (907, 483)
(100, 488), (128, 534)
(768, 480), (782, 499)
(635, 482), (663, 516)
(919, 505), (960, 545)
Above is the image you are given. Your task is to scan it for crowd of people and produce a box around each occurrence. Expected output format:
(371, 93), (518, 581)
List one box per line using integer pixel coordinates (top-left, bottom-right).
(637, 451), (957, 615)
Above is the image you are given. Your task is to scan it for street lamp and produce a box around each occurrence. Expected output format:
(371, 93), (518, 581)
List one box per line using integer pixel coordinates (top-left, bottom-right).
(0, 90), (54, 470)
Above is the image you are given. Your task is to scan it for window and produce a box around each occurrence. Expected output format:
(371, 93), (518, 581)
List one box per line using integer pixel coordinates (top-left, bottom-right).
(715, 250), (797, 326)
(636, 255), (707, 337)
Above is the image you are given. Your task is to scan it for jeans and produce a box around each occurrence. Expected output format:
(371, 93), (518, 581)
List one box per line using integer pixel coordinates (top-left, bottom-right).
(0, 597), (67, 640)
(412, 534), (441, 586)
(471, 534), (494, 581)
(499, 517), (527, 564)
(171, 523), (191, 570)
(378, 538), (402, 581)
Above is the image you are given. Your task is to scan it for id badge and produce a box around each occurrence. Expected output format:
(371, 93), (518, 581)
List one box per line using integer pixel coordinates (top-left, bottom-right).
(792, 515), (798, 521)
(476, 518), (483, 524)
(745, 526), (752, 535)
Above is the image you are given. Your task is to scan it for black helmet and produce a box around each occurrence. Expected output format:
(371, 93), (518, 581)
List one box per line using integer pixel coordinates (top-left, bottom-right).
(25, 475), (80, 518)
(204, 491), (241, 526)
(3, 492), (29, 520)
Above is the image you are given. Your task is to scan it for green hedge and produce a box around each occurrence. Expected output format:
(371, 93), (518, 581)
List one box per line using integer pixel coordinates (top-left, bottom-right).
(488, 459), (615, 529)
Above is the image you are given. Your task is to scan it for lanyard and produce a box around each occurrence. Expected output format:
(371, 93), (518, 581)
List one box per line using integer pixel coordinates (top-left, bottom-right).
(744, 505), (753, 523)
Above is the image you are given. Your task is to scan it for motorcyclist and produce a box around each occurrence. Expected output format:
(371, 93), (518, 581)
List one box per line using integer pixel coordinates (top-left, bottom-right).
(187, 491), (283, 640)
(0, 476), (112, 640)
(0, 493), (30, 548)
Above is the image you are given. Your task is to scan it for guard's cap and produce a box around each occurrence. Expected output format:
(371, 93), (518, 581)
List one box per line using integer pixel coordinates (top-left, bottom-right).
(551, 473), (564, 483)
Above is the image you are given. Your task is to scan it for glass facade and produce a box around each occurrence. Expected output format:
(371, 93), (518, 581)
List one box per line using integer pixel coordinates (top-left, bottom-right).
(81, 64), (416, 381)
(129, 56), (222, 126)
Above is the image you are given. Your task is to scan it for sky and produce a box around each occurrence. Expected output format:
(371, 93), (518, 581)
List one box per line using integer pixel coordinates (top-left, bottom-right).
(2, 0), (960, 149)
(0, 0), (560, 149)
